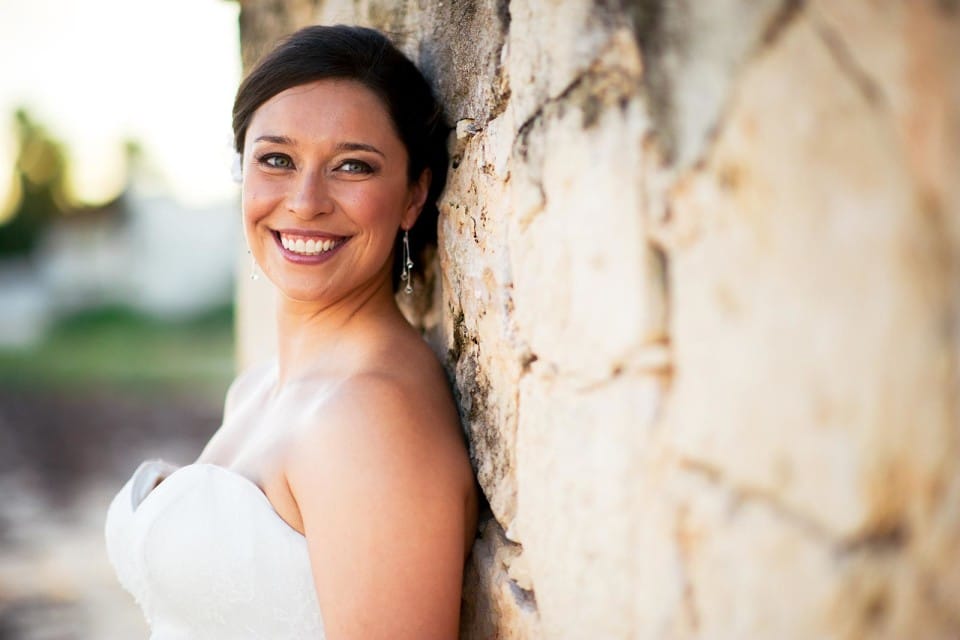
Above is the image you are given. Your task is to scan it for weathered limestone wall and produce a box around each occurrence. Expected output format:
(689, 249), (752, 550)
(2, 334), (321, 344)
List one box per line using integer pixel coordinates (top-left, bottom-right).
(235, 1), (960, 637)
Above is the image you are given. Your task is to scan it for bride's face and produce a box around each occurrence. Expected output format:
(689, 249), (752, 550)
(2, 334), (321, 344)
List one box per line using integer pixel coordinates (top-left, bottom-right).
(241, 78), (428, 303)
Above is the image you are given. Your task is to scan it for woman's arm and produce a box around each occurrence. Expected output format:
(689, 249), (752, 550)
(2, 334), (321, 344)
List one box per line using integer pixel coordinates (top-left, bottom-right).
(286, 373), (470, 640)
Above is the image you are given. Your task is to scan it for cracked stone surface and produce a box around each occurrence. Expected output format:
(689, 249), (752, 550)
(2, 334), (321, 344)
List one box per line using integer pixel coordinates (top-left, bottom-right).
(236, 0), (960, 637)
(459, 518), (542, 639)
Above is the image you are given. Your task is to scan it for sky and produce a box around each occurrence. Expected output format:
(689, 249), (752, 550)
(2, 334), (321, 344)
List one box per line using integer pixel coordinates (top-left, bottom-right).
(0, 0), (242, 211)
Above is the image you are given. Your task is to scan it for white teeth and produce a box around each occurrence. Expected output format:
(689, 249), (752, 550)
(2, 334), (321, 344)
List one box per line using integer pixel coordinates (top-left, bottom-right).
(279, 234), (341, 255)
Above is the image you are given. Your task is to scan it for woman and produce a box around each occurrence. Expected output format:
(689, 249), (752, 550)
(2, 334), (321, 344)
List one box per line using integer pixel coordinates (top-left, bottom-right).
(105, 25), (479, 639)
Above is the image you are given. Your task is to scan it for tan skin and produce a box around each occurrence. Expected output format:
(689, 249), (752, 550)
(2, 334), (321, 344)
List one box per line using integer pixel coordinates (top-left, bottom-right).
(192, 79), (478, 639)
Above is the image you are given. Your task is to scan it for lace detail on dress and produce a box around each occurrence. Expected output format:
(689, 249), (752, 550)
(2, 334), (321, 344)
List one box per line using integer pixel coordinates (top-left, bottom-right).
(104, 461), (325, 640)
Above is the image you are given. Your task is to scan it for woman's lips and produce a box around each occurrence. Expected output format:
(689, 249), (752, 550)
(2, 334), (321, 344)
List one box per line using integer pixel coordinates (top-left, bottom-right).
(273, 230), (349, 263)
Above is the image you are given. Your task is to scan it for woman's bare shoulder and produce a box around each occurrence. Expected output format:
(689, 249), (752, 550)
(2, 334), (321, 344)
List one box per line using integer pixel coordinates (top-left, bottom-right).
(285, 333), (468, 482)
(307, 369), (461, 457)
(377, 325), (456, 395)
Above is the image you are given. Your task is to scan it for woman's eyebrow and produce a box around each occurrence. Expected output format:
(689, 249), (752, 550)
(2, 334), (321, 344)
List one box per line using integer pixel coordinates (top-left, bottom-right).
(251, 136), (384, 158)
(253, 134), (294, 145)
(335, 141), (385, 157)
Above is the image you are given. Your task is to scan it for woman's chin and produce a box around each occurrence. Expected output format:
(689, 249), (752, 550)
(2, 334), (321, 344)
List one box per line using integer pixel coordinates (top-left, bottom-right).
(259, 254), (395, 307)
(274, 283), (337, 305)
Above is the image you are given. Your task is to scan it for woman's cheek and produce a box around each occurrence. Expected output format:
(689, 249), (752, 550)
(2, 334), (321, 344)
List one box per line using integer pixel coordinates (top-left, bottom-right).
(242, 189), (270, 223)
(348, 187), (401, 224)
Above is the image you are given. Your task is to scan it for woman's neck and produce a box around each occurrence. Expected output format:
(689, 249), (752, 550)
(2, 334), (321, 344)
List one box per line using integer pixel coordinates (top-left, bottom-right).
(273, 275), (405, 388)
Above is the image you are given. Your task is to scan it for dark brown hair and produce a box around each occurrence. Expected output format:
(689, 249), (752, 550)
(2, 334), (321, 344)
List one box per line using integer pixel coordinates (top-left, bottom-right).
(232, 25), (449, 293)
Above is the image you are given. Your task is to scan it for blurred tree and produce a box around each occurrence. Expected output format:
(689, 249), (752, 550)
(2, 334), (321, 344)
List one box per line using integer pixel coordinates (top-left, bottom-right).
(0, 108), (71, 257)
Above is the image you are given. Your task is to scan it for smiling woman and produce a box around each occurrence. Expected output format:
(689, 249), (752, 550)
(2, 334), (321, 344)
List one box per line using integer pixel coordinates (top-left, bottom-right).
(104, 25), (478, 640)
(241, 79), (429, 303)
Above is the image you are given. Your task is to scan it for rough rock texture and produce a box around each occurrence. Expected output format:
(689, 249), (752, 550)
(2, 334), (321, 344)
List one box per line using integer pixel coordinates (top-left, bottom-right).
(235, 1), (960, 637)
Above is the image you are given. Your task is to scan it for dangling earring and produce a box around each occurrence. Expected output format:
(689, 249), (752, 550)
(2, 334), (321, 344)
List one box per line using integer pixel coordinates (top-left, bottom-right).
(247, 249), (259, 281)
(401, 229), (413, 295)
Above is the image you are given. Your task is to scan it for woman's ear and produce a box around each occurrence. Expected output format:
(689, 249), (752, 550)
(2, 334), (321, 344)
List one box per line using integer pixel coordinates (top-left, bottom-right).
(402, 168), (432, 229)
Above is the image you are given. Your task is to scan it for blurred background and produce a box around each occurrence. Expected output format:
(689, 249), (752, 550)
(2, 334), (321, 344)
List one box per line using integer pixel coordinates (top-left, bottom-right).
(0, 0), (242, 637)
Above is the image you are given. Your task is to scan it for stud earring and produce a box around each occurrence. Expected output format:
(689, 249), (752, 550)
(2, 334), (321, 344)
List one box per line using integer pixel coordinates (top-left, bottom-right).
(247, 249), (259, 281)
(401, 229), (413, 295)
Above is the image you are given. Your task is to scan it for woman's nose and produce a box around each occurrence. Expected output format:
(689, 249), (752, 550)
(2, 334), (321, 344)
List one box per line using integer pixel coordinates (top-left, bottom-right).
(287, 169), (334, 219)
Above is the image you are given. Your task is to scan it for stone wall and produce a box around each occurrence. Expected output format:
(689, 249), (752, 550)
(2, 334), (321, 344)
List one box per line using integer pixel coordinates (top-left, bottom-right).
(234, 1), (960, 637)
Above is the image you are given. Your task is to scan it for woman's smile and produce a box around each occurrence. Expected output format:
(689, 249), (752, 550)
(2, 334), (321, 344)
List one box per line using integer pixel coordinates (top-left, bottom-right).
(273, 229), (351, 264)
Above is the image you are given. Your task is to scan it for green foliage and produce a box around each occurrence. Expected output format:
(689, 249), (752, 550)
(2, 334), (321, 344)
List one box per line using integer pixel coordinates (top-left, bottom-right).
(0, 108), (71, 257)
(0, 303), (236, 401)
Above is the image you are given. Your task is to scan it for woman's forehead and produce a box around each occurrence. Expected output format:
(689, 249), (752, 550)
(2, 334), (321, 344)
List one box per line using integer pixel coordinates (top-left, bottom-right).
(248, 79), (396, 144)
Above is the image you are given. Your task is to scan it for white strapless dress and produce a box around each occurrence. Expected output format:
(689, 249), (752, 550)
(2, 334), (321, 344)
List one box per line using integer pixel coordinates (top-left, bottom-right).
(104, 460), (326, 639)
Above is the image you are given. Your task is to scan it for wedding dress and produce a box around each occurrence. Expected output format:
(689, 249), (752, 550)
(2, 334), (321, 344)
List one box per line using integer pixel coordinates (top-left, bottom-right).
(104, 459), (326, 639)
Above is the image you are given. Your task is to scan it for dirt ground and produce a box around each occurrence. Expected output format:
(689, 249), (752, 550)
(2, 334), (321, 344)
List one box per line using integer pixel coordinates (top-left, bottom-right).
(0, 387), (222, 640)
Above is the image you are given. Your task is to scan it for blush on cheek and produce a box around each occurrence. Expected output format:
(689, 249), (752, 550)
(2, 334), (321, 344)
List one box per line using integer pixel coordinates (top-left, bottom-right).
(353, 191), (402, 222)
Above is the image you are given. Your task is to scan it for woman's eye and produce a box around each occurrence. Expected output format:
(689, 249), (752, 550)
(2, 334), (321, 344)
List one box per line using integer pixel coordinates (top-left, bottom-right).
(259, 154), (293, 169)
(338, 159), (373, 174)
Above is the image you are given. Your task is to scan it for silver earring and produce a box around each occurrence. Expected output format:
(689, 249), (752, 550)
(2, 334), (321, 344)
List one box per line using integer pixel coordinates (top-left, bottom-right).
(401, 229), (413, 295)
(247, 249), (259, 281)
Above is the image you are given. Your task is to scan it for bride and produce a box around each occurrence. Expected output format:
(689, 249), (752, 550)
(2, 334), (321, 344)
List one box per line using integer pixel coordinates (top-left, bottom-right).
(105, 24), (479, 639)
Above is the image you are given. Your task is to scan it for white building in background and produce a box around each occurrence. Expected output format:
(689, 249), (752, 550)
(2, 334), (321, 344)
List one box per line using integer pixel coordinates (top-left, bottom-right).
(0, 177), (239, 347)
(118, 188), (239, 319)
(38, 188), (239, 319)
(33, 200), (131, 313)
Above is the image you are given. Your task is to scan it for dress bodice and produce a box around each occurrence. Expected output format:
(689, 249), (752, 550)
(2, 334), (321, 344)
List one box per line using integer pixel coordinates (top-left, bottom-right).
(104, 460), (325, 639)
